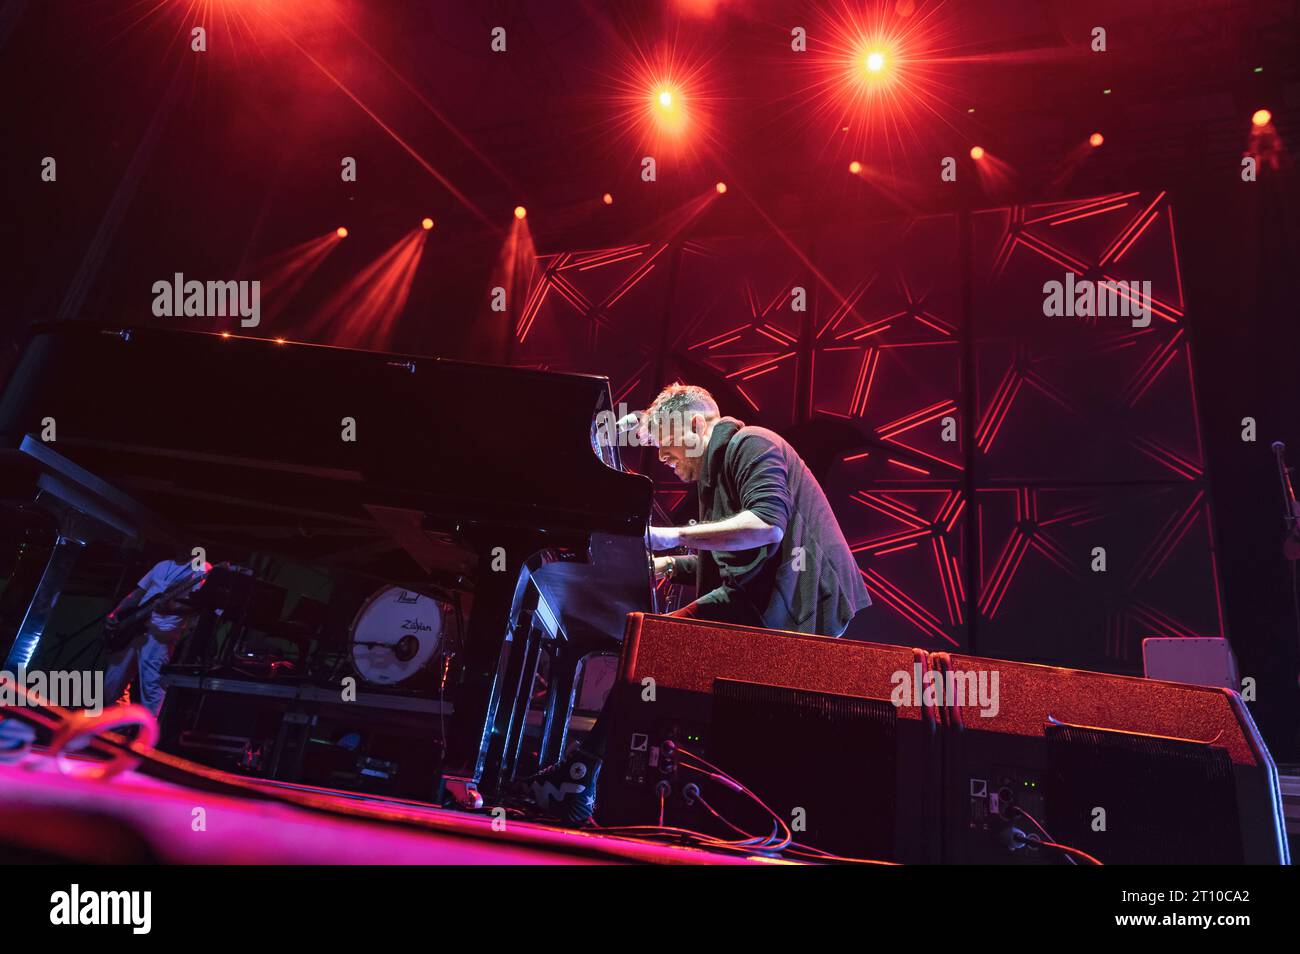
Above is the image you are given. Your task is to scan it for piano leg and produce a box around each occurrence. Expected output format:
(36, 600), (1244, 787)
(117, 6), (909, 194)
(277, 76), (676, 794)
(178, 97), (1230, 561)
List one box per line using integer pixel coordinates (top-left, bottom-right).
(1, 529), (86, 670)
(537, 645), (579, 767)
(442, 529), (600, 799)
(490, 610), (546, 792)
(441, 535), (535, 793)
(477, 604), (533, 795)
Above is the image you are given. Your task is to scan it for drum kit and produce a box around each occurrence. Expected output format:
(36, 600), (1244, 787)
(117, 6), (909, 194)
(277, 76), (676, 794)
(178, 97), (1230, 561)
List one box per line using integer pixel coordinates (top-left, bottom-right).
(177, 570), (449, 690)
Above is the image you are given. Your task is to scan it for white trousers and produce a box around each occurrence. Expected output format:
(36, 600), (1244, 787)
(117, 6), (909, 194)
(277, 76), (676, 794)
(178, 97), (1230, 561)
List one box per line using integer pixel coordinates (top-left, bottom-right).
(103, 631), (174, 715)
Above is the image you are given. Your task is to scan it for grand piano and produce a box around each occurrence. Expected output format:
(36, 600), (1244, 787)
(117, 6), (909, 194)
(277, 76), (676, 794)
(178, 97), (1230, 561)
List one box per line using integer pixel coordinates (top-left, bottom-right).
(0, 323), (657, 799)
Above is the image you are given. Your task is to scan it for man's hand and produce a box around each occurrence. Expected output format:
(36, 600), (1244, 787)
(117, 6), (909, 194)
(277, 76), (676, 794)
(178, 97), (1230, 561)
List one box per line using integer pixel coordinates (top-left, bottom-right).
(647, 525), (682, 552)
(653, 556), (675, 580)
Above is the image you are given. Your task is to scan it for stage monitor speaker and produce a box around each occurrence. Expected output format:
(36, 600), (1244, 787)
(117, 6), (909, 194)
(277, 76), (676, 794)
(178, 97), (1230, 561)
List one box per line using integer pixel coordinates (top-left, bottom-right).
(598, 613), (940, 863)
(931, 652), (1289, 864)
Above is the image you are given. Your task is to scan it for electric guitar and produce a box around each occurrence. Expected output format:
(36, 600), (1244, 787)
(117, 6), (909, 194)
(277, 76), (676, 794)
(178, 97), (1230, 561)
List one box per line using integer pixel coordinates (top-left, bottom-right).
(103, 563), (225, 651)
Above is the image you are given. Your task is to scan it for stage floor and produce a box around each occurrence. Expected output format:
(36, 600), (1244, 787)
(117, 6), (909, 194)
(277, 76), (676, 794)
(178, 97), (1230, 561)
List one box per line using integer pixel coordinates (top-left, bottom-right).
(0, 754), (802, 865)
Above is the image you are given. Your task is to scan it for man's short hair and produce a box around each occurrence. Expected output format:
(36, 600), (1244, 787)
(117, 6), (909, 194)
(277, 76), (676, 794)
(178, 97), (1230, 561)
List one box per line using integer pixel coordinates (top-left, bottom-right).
(642, 383), (718, 439)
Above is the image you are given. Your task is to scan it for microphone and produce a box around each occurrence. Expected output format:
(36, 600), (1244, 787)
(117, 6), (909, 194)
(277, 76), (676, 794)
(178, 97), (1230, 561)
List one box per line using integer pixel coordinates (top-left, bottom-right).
(1274, 440), (1300, 543)
(616, 411), (645, 433)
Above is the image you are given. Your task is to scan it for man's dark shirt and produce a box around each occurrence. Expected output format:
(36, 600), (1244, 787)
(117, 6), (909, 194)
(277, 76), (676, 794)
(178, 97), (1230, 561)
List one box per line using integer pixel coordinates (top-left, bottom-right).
(674, 417), (871, 636)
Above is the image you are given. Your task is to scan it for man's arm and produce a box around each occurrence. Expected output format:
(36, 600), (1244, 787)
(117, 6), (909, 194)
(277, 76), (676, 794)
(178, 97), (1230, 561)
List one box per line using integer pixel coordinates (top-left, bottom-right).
(107, 587), (147, 625)
(107, 562), (165, 625)
(649, 430), (791, 553)
(649, 512), (783, 552)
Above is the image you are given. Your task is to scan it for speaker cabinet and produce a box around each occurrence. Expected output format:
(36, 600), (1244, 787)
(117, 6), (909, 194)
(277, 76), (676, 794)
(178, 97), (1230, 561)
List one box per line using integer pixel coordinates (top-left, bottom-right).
(598, 613), (940, 864)
(932, 652), (1289, 864)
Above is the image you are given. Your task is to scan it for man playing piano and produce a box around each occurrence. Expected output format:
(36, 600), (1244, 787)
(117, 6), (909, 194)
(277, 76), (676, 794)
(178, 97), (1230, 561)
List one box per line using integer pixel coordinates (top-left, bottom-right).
(527, 383), (872, 823)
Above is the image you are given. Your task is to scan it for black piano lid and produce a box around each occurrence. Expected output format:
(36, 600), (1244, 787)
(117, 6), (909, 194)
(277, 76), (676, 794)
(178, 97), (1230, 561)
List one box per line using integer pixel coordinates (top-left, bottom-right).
(0, 323), (652, 572)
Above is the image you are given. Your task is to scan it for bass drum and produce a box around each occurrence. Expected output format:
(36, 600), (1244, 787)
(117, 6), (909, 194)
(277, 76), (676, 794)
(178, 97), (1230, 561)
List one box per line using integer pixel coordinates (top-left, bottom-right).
(349, 587), (443, 685)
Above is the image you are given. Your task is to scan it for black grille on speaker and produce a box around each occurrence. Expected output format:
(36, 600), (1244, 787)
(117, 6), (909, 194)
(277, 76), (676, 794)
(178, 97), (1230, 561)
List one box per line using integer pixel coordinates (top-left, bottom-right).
(710, 679), (899, 859)
(1045, 723), (1243, 864)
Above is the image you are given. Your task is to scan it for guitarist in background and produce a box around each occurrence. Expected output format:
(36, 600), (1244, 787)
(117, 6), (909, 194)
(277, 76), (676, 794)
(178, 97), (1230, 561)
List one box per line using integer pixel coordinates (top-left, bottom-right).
(102, 554), (211, 715)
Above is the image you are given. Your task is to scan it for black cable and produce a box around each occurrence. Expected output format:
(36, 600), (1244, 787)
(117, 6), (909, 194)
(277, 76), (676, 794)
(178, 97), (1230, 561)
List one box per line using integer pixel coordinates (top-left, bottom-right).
(672, 746), (900, 863)
(1011, 805), (1078, 866)
(673, 745), (795, 852)
(1011, 830), (1102, 866)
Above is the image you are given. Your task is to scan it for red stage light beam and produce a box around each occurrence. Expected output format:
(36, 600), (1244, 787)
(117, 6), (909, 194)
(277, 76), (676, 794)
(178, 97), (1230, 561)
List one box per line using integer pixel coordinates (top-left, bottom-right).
(968, 147), (1017, 196)
(324, 3), (523, 195)
(252, 229), (347, 323)
(257, 12), (499, 232)
(307, 229), (429, 351)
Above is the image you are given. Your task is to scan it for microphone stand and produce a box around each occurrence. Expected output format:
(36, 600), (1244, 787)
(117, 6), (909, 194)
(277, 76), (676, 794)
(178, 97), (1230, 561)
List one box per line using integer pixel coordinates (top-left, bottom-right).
(1270, 442), (1300, 665)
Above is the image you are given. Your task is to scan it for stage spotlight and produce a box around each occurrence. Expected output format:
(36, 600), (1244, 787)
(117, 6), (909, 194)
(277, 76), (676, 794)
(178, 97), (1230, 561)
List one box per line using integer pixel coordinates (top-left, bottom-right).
(336, 227), (348, 238)
(848, 38), (898, 94)
(849, 160), (862, 174)
(421, 217), (434, 230)
(514, 205), (527, 219)
(970, 146), (985, 160)
(654, 86), (683, 117)
(649, 82), (688, 138)
(1089, 132), (1104, 147)
(715, 181), (727, 194)
(1253, 109), (1272, 127)
(602, 192), (614, 205)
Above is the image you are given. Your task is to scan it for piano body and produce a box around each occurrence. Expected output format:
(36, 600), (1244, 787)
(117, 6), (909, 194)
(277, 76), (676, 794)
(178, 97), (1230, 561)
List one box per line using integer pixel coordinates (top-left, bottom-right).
(0, 323), (655, 798)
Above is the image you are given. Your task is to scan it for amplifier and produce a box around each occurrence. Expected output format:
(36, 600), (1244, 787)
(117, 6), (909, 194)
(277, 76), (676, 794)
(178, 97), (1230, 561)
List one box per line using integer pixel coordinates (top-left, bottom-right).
(932, 652), (1289, 864)
(598, 613), (940, 863)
